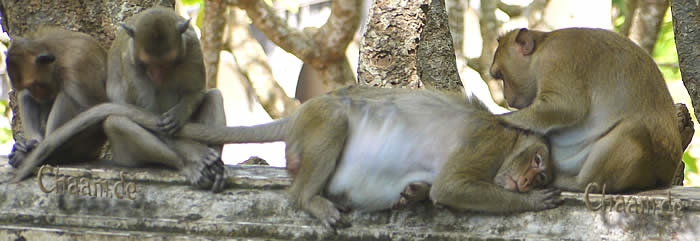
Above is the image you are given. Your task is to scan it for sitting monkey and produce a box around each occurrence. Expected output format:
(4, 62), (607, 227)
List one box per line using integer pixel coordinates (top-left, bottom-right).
(490, 28), (684, 193)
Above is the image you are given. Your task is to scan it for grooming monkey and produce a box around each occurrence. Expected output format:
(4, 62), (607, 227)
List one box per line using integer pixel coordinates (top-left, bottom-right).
(6, 26), (108, 168)
(8, 7), (226, 192)
(9, 86), (560, 228)
(490, 28), (683, 193)
(104, 6), (226, 191)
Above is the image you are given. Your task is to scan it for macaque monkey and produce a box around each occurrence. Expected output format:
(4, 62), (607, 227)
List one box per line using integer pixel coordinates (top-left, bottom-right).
(489, 28), (682, 193)
(11, 86), (560, 229)
(8, 7), (227, 192)
(104, 7), (226, 191)
(6, 26), (108, 168)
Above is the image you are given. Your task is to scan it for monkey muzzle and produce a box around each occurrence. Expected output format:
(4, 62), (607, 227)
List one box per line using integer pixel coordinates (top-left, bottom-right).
(147, 65), (167, 84)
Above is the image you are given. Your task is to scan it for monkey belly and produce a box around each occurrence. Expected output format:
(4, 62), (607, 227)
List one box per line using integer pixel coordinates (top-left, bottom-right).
(548, 119), (617, 175)
(326, 111), (460, 211)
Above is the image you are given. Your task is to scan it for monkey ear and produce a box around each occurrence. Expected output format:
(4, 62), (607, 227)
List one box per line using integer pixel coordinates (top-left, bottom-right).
(177, 19), (191, 34)
(120, 23), (136, 38)
(514, 28), (536, 56)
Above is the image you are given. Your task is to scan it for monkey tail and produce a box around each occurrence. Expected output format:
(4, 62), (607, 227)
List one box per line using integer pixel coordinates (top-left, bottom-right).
(10, 103), (156, 182)
(177, 119), (288, 144)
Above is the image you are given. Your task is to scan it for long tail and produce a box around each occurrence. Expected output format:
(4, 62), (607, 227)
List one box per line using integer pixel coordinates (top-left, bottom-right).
(176, 119), (287, 144)
(10, 103), (287, 182)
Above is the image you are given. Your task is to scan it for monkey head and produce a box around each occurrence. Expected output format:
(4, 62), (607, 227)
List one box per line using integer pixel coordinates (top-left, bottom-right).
(490, 28), (545, 109)
(121, 7), (191, 85)
(6, 38), (59, 103)
(493, 133), (551, 192)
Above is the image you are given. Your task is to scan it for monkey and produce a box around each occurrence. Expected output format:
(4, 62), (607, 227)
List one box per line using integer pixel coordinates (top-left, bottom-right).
(103, 7), (227, 191)
(5, 26), (108, 169)
(489, 28), (682, 193)
(8, 86), (560, 229)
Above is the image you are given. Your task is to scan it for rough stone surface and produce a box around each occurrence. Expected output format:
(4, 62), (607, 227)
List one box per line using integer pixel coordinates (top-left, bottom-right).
(0, 162), (698, 240)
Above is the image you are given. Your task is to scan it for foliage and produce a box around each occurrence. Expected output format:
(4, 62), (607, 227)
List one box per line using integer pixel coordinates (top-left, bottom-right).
(684, 152), (699, 186)
(0, 101), (13, 144)
(180, 0), (202, 6)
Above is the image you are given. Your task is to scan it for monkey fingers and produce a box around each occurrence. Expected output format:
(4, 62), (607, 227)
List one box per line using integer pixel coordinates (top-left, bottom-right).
(529, 188), (562, 210)
(8, 139), (39, 168)
(158, 108), (187, 136)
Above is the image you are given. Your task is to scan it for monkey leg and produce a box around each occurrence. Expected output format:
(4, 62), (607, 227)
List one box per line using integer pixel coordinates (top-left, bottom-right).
(553, 127), (660, 193)
(176, 89), (226, 191)
(103, 115), (184, 168)
(170, 138), (224, 191)
(287, 99), (349, 229)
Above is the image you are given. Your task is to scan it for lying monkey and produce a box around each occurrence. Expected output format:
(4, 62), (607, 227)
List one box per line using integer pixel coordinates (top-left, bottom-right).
(7, 86), (560, 228)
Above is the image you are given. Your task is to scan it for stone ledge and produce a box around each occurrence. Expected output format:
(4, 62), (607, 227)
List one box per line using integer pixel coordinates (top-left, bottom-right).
(0, 162), (698, 240)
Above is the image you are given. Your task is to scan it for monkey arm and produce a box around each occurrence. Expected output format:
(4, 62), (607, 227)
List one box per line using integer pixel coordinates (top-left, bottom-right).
(159, 90), (206, 135)
(430, 178), (559, 213)
(501, 82), (589, 134)
(17, 91), (48, 141)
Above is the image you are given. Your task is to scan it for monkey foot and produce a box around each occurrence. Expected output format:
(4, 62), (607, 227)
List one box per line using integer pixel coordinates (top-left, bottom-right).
(182, 147), (225, 192)
(673, 103), (694, 186)
(676, 103), (694, 150)
(8, 139), (39, 168)
(393, 182), (431, 209)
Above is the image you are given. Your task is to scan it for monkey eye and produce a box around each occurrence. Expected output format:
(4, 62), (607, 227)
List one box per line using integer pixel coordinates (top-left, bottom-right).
(36, 53), (56, 64)
(533, 153), (543, 167)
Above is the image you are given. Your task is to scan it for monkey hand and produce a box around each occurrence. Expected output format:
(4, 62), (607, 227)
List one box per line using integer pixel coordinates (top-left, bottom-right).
(528, 188), (562, 210)
(181, 147), (225, 192)
(158, 108), (188, 136)
(9, 139), (39, 168)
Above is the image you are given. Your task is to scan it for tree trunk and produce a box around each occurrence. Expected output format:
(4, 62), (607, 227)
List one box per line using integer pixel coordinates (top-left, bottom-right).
(357, 0), (427, 88)
(670, 1), (700, 126)
(201, 0), (228, 88)
(231, 0), (360, 96)
(627, 0), (669, 53)
(417, 0), (463, 92)
(670, 0), (700, 185)
(226, 7), (298, 118)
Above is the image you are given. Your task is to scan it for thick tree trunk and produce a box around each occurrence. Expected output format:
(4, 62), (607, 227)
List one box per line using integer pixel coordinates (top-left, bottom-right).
(417, 0), (463, 92)
(670, 0), (700, 185)
(357, 0), (427, 88)
(671, 1), (700, 127)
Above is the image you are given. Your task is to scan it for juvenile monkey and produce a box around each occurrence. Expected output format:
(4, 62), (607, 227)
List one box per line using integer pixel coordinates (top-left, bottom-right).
(8, 7), (227, 192)
(11, 86), (560, 229)
(6, 27), (108, 168)
(490, 28), (682, 193)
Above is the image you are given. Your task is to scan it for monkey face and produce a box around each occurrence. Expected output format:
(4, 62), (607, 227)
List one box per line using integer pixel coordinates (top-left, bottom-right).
(6, 42), (58, 102)
(494, 136), (551, 193)
(491, 29), (539, 109)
